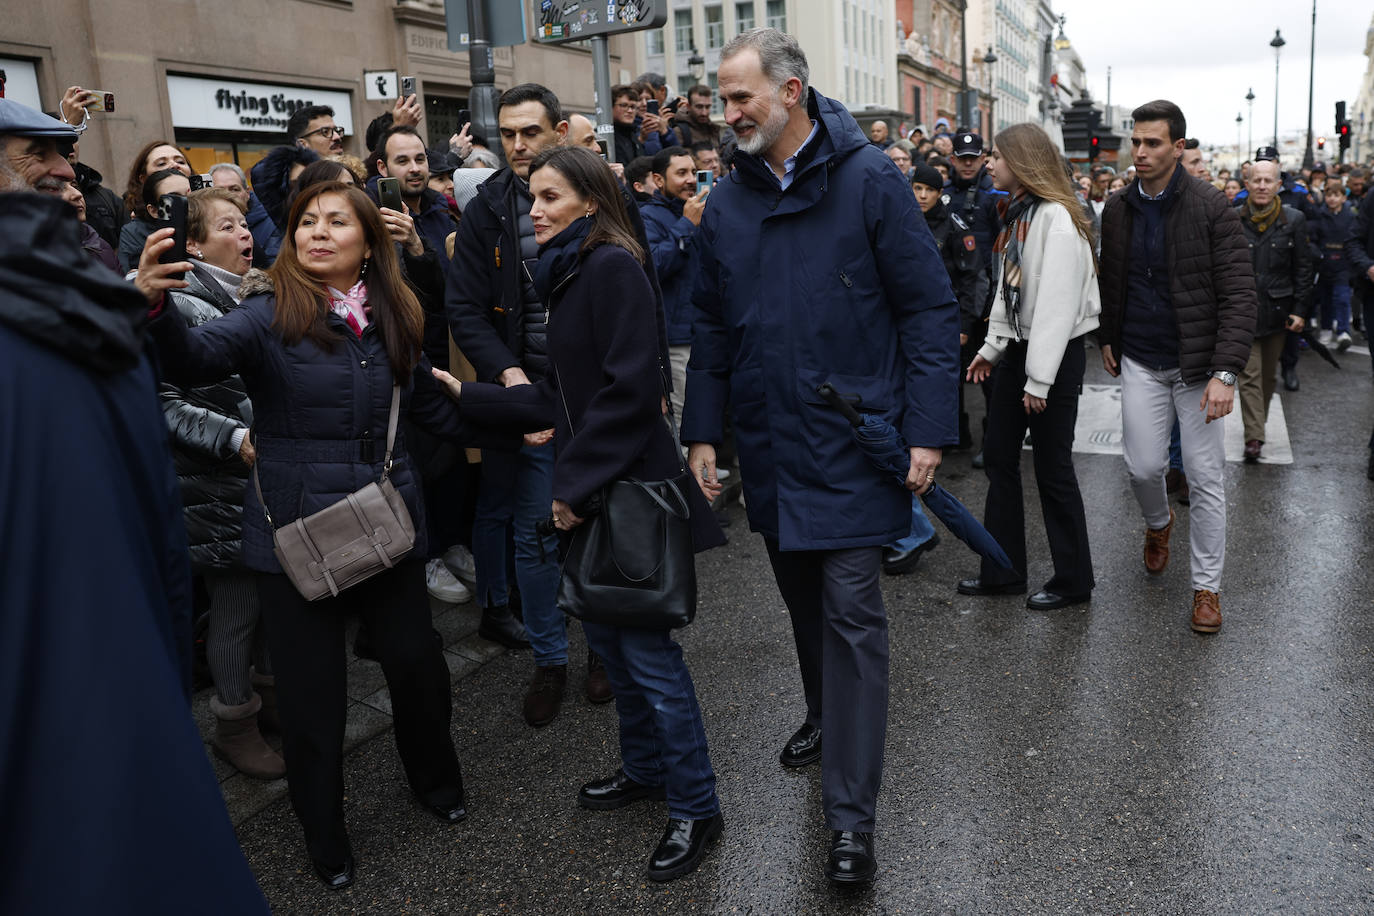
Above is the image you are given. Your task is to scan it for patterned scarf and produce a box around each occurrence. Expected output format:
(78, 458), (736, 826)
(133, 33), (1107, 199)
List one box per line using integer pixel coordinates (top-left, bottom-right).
(1246, 196), (1282, 234)
(992, 190), (1041, 340)
(327, 280), (370, 337)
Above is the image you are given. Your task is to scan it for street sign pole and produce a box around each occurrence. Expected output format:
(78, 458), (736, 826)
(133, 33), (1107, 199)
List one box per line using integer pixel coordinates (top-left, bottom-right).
(467, 0), (505, 168)
(591, 35), (615, 162)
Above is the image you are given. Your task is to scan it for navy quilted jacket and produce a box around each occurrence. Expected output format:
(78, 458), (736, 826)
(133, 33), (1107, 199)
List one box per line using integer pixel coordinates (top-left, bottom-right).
(149, 280), (511, 572)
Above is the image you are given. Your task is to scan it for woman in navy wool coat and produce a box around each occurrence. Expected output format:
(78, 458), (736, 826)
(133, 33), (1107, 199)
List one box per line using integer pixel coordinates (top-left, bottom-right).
(147, 182), (503, 891)
(433, 146), (727, 884)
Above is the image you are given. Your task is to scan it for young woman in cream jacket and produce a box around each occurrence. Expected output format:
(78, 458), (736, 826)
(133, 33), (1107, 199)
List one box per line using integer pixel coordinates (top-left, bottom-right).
(957, 123), (1101, 611)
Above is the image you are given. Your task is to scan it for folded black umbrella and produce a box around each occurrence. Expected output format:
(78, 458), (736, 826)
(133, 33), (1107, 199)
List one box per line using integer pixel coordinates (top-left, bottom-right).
(1299, 328), (1341, 370)
(816, 383), (1013, 569)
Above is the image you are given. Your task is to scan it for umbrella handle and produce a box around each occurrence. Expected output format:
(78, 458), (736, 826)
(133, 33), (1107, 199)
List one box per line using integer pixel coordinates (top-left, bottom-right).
(816, 383), (864, 427)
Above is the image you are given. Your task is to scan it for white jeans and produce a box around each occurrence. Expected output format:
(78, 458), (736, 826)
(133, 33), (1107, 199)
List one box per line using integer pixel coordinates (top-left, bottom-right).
(1119, 356), (1226, 592)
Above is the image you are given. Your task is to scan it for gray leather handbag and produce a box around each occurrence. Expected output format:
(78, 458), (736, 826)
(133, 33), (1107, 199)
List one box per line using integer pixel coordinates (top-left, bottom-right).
(251, 386), (415, 600)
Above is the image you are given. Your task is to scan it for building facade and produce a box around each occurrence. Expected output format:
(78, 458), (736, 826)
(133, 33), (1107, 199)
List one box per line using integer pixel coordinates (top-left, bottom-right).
(1353, 13), (1374, 164)
(1, 0), (636, 185)
(630, 0), (898, 116)
(894, 0), (990, 136)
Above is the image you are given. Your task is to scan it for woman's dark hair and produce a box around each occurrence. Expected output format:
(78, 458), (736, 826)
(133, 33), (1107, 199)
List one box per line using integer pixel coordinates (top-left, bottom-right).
(286, 159), (357, 214)
(528, 146), (645, 263)
(269, 182), (425, 384)
(123, 139), (185, 215)
(140, 168), (190, 216)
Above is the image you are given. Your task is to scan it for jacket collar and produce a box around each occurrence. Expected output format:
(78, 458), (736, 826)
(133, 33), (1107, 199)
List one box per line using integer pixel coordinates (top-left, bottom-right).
(649, 190), (686, 217)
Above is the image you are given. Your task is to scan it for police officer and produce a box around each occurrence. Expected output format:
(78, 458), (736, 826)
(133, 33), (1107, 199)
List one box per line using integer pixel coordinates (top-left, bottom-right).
(942, 132), (1003, 459)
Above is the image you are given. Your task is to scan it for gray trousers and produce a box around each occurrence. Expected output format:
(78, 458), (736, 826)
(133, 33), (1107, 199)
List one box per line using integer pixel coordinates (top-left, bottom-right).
(1119, 356), (1227, 592)
(205, 569), (268, 706)
(765, 541), (888, 832)
(667, 344), (690, 443)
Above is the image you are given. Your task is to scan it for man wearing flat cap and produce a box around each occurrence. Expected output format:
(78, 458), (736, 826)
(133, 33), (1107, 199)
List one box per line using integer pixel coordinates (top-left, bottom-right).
(0, 97), (269, 915)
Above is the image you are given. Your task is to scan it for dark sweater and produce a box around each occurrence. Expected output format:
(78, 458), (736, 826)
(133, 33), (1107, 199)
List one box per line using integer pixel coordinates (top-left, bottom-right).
(1121, 164), (1187, 369)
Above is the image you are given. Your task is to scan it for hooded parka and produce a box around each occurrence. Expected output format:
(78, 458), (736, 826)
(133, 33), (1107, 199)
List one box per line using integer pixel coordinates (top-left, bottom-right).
(681, 89), (960, 551)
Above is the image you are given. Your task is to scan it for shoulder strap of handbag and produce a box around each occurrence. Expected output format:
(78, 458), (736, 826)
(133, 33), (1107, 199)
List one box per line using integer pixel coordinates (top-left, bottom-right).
(553, 362), (686, 476)
(251, 384), (401, 528)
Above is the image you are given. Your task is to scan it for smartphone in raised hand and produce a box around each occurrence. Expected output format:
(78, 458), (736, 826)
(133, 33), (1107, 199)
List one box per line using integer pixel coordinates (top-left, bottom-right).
(377, 177), (403, 212)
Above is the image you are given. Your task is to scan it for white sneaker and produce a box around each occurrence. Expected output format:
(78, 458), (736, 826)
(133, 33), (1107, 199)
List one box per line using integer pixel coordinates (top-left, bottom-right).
(1317, 328), (1334, 346)
(426, 558), (472, 604)
(1337, 331), (1353, 352)
(442, 543), (477, 586)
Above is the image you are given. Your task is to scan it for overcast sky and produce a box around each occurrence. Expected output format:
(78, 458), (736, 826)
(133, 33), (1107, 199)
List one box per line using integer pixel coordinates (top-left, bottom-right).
(1052, 0), (1368, 158)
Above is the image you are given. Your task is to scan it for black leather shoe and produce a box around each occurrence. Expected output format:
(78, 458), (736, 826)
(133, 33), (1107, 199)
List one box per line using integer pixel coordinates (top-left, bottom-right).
(779, 722), (822, 768)
(825, 830), (876, 885)
(1282, 366), (1300, 391)
(577, 769), (666, 811)
(424, 800), (468, 825)
(478, 604), (530, 649)
(647, 812), (724, 882)
(1026, 589), (1091, 611)
(956, 577), (1027, 596)
(882, 533), (941, 576)
(311, 855), (355, 891)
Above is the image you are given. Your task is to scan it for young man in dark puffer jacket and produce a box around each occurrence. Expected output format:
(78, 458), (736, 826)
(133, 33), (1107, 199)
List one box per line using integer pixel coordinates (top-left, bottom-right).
(1097, 100), (1257, 636)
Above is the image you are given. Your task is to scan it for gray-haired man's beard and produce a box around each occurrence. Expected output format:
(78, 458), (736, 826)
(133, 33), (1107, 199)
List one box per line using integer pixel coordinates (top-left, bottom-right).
(734, 101), (789, 156)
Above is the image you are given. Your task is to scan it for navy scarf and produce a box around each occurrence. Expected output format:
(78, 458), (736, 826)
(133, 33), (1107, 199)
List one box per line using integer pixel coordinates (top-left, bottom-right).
(533, 215), (593, 303)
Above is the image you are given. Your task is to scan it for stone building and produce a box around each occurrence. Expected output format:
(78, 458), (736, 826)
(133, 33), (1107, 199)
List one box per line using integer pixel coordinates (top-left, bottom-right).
(1, 0), (636, 185)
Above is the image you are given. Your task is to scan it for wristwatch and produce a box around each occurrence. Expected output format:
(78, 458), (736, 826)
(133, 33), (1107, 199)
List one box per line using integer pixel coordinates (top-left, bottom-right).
(1210, 370), (1237, 386)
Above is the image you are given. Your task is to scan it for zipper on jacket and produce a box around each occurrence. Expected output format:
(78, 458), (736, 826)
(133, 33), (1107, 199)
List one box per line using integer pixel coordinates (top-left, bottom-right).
(839, 270), (853, 288)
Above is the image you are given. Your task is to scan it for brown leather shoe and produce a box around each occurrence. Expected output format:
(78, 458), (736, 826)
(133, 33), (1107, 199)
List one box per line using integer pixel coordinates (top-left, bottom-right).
(1191, 589), (1222, 633)
(523, 664), (567, 727)
(585, 650), (614, 704)
(1143, 508), (1174, 574)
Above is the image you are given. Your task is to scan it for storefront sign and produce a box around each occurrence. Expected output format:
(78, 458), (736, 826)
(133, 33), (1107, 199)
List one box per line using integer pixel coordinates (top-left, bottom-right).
(167, 74), (354, 134)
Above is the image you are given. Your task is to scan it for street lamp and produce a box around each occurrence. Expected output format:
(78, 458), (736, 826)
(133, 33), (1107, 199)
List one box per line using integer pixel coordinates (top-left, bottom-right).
(958, 0), (970, 129)
(687, 45), (705, 83)
(1302, 0), (1317, 169)
(982, 45), (997, 140)
(1270, 28), (1285, 150)
(1236, 112), (1243, 172)
(1246, 87), (1255, 158)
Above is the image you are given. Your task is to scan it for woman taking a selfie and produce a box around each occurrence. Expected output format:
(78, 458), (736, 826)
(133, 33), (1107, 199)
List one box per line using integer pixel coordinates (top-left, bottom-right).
(145, 182), (500, 891)
(959, 123), (1100, 611)
(432, 146), (725, 883)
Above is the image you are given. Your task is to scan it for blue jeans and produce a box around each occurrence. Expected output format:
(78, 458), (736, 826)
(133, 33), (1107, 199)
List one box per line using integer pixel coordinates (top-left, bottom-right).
(886, 496), (936, 552)
(1317, 275), (1353, 334)
(473, 444), (564, 666)
(582, 622), (719, 820)
(1168, 419), (1183, 472)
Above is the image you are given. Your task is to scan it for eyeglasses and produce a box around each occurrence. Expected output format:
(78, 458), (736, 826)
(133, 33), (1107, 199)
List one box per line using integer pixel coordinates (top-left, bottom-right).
(302, 126), (347, 139)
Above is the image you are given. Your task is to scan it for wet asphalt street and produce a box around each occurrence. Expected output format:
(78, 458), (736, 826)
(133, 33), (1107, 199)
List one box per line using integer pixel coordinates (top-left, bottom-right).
(234, 342), (1374, 914)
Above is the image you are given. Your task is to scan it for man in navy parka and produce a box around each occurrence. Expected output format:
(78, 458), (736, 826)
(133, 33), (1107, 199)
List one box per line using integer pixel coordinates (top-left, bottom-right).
(680, 29), (960, 885)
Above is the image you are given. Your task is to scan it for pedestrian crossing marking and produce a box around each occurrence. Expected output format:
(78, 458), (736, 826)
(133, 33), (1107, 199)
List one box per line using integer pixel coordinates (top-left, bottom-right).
(1049, 384), (1293, 465)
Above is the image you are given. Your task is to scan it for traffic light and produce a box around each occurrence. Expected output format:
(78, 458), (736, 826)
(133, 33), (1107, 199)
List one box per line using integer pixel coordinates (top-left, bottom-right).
(1089, 134), (1100, 162)
(1318, 136), (1326, 150)
(1339, 121), (1351, 152)
(1336, 100), (1346, 130)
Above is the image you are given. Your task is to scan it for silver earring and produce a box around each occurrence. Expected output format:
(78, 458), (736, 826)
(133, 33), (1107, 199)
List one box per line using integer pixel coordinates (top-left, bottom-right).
(359, 257), (370, 277)
(585, 209), (592, 218)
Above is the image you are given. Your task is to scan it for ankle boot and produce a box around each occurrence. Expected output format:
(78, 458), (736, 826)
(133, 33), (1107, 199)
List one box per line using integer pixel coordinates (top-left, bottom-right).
(479, 604), (530, 649)
(211, 693), (286, 780)
(251, 670), (281, 734)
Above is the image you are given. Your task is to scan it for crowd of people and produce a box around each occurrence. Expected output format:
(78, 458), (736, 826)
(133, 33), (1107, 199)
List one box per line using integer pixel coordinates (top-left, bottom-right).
(4, 23), (1374, 910)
